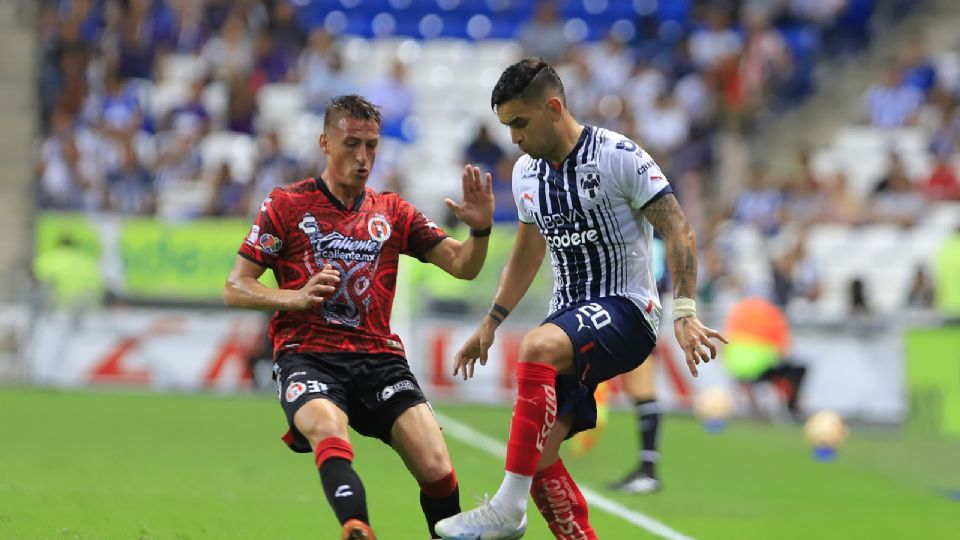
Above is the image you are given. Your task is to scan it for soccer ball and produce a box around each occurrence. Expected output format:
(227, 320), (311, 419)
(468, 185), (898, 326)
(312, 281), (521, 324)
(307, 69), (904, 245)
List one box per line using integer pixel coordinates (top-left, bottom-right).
(804, 410), (848, 460)
(694, 386), (733, 432)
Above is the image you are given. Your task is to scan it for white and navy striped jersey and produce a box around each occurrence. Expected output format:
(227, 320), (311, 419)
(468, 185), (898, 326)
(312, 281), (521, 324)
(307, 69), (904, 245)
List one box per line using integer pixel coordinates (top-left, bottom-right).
(512, 125), (672, 330)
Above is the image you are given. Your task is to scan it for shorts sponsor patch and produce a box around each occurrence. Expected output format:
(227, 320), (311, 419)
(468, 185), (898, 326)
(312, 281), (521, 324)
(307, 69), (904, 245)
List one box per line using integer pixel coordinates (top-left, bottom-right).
(285, 382), (306, 402)
(379, 380), (416, 401)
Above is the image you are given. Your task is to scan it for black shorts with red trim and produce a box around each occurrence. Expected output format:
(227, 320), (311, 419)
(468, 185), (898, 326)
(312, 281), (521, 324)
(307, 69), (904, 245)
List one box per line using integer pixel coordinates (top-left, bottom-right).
(274, 352), (428, 452)
(543, 296), (657, 438)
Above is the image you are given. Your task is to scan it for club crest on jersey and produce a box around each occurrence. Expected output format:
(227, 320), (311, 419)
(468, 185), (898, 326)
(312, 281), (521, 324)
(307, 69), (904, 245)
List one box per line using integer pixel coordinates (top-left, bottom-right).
(576, 164), (603, 200)
(285, 382), (306, 402)
(367, 214), (392, 242)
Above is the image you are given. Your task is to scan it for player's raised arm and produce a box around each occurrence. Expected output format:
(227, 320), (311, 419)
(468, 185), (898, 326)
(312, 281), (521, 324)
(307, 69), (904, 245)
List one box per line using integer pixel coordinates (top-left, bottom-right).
(641, 193), (728, 377)
(223, 257), (340, 311)
(423, 164), (495, 279)
(452, 220), (546, 380)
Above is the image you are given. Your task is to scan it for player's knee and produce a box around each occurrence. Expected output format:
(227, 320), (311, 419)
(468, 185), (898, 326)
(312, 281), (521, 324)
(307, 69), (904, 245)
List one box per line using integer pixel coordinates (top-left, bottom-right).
(300, 419), (344, 446)
(519, 334), (565, 365)
(415, 447), (454, 483)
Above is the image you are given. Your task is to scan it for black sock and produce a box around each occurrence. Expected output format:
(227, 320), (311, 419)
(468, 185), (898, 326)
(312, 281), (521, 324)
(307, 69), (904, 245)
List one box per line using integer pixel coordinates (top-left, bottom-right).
(420, 484), (461, 538)
(636, 399), (661, 478)
(319, 457), (369, 525)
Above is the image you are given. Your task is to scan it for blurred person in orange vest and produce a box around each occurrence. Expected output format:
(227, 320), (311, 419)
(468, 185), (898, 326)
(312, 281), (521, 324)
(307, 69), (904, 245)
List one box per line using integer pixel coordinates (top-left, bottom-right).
(724, 297), (807, 418)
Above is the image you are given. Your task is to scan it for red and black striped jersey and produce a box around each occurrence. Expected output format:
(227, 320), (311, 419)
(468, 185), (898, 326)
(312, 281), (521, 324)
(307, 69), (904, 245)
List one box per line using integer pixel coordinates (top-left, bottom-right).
(239, 177), (447, 359)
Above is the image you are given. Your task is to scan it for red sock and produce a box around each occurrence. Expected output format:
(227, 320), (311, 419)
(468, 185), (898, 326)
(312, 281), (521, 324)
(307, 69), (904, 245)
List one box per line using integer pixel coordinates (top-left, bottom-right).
(505, 362), (559, 476)
(531, 459), (597, 540)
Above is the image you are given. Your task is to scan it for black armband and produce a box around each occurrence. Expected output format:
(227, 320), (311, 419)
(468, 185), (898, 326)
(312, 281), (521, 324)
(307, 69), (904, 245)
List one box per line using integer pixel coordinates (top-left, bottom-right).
(470, 226), (493, 237)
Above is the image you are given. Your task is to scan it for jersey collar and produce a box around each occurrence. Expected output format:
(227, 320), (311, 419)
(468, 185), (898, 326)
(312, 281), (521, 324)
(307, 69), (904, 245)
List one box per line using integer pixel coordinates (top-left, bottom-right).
(548, 125), (591, 170)
(315, 176), (366, 211)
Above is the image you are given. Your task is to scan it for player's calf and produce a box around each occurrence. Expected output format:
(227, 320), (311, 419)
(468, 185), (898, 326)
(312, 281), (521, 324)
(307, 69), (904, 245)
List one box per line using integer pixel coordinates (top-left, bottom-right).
(419, 469), (461, 539)
(315, 437), (370, 527)
(531, 459), (597, 540)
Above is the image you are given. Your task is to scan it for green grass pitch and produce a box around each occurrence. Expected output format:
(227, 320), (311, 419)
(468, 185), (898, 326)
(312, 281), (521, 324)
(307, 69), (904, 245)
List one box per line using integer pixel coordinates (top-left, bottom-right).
(0, 388), (956, 539)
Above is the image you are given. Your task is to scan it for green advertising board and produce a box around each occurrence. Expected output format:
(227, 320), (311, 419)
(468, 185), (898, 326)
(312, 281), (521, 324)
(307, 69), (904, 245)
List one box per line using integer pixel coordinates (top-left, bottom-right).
(119, 218), (258, 299)
(35, 213), (546, 305)
(35, 213), (276, 301)
(905, 325), (960, 439)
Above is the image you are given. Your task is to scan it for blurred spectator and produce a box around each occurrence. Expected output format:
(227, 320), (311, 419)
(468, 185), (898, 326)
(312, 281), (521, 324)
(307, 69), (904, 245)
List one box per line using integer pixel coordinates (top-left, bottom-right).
(871, 170), (924, 227)
(849, 277), (871, 315)
(922, 153), (960, 201)
(906, 265), (935, 309)
(638, 91), (691, 157)
(207, 162), (248, 217)
(94, 71), (142, 136)
(623, 61), (667, 120)
(106, 142), (154, 215)
(161, 0), (208, 54)
(730, 165), (784, 235)
(364, 61), (414, 140)
(821, 173), (865, 225)
(783, 148), (829, 225)
(201, 13), (252, 80)
(873, 151), (911, 193)
(203, 0), (234, 33)
(249, 131), (301, 212)
(898, 39), (937, 95)
(165, 79), (211, 136)
(740, 7), (792, 112)
(250, 32), (295, 88)
(301, 40), (356, 114)
(267, 0), (307, 58)
(37, 109), (85, 210)
(865, 65), (923, 128)
(516, 1), (569, 64)
(34, 235), (104, 309)
(689, 7), (743, 71)
(463, 125), (512, 223)
(111, 0), (158, 80)
(772, 239), (821, 306)
(153, 130), (203, 189)
(226, 73), (257, 135)
(587, 33), (634, 95)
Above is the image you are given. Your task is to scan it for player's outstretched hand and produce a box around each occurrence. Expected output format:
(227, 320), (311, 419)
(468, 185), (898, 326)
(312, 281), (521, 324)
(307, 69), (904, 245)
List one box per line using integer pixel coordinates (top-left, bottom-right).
(444, 164), (494, 231)
(453, 318), (497, 380)
(674, 316), (728, 377)
(290, 264), (340, 310)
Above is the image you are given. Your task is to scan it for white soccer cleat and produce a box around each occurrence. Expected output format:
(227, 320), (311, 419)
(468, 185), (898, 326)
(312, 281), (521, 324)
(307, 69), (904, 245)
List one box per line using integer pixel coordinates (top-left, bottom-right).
(434, 500), (527, 540)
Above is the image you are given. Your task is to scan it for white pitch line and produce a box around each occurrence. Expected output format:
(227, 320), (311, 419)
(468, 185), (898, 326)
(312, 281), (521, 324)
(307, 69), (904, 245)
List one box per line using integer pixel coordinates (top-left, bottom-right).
(435, 411), (696, 540)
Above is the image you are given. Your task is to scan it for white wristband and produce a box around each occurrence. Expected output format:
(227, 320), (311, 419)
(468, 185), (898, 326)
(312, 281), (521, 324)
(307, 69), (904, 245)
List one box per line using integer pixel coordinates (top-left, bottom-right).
(672, 297), (697, 321)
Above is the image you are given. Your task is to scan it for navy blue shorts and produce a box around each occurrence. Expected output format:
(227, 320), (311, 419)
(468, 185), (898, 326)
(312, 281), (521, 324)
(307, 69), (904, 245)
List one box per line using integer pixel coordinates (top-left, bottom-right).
(543, 296), (658, 438)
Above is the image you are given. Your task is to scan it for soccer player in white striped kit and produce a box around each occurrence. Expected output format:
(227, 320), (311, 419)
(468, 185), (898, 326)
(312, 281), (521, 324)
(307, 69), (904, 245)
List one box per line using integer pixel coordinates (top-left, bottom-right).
(436, 59), (727, 540)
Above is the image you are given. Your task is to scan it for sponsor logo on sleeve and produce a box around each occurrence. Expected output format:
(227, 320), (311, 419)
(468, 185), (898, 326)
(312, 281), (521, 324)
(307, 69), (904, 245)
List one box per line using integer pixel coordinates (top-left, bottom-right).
(246, 225), (260, 245)
(258, 233), (282, 254)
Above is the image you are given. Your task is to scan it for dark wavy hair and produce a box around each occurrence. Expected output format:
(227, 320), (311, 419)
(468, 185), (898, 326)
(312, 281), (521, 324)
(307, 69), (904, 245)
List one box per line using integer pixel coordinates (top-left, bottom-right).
(490, 57), (566, 111)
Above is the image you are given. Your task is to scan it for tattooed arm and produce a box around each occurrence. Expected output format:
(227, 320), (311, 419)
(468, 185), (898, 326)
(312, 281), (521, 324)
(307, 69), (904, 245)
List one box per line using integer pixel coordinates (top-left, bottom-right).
(642, 193), (727, 377)
(641, 193), (698, 299)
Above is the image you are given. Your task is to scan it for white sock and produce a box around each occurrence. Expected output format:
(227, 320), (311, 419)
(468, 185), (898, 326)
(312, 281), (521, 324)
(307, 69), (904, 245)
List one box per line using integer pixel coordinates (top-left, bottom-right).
(490, 471), (531, 523)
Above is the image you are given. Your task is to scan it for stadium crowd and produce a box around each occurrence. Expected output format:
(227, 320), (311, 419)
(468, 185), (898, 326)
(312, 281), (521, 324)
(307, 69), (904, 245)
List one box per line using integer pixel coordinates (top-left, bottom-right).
(36, 0), (959, 316)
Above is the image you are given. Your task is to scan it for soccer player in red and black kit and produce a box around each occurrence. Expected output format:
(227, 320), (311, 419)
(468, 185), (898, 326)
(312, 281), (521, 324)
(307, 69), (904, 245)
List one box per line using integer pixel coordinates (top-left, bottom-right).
(223, 95), (495, 540)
